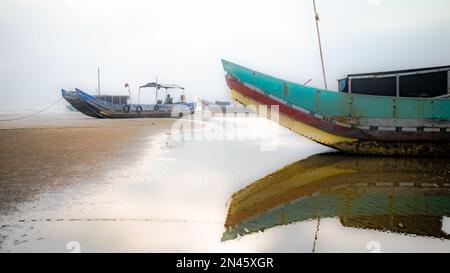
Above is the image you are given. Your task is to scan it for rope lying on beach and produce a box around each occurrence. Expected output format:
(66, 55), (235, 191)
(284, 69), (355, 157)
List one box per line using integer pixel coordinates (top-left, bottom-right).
(0, 98), (63, 122)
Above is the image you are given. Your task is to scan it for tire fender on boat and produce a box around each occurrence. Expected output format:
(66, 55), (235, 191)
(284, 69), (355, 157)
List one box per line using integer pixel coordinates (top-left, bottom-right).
(136, 105), (143, 113)
(154, 105), (159, 111)
(123, 105), (130, 113)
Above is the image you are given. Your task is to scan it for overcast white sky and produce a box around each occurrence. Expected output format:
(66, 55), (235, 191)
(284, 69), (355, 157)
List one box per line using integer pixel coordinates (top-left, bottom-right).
(1, 0), (450, 108)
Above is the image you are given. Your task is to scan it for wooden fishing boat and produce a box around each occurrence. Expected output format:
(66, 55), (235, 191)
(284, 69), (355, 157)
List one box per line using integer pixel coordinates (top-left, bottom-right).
(62, 83), (196, 119)
(222, 60), (450, 156)
(223, 154), (450, 241)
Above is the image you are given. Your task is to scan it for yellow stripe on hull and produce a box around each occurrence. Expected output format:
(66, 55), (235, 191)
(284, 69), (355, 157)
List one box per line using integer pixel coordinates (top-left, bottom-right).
(230, 89), (358, 147)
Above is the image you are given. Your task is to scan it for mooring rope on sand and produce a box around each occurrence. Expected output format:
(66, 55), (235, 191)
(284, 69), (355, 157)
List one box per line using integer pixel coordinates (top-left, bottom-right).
(0, 98), (64, 122)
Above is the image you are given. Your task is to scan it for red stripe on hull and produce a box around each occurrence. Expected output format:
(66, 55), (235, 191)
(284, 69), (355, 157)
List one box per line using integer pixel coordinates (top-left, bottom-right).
(226, 75), (367, 140)
(226, 75), (450, 142)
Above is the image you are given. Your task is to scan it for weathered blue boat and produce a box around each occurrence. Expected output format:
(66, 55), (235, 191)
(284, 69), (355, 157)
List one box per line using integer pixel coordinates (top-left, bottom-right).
(62, 82), (196, 119)
(222, 60), (450, 156)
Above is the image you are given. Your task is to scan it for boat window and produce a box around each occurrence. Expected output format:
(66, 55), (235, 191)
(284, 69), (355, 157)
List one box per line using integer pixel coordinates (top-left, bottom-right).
(351, 77), (396, 96)
(399, 71), (447, 98)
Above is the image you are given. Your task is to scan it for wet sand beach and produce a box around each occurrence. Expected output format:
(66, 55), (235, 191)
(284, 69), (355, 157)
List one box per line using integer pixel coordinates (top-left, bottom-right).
(0, 111), (329, 252)
(2, 0), (450, 255)
(0, 116), (176, 213)
(1, 111), (450, 252)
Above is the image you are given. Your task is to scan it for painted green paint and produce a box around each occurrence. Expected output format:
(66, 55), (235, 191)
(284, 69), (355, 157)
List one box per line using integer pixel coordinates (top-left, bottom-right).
(222, 59), (450, 120)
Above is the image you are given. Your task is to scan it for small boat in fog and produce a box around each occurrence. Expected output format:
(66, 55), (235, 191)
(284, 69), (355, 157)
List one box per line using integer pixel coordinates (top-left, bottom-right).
(199, 98), (251, 114)
(222, 60), (450, 156)
(62, 82), (196, 119)
(223, 153), (450, 241)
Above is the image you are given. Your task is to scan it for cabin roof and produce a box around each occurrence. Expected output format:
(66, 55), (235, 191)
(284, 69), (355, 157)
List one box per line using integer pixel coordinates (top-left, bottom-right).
(139, 82), (185, 90)
(339, 65), (450, 80)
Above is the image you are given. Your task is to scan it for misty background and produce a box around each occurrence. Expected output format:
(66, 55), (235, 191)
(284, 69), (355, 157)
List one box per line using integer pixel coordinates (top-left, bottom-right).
(1, 0), (449, 109)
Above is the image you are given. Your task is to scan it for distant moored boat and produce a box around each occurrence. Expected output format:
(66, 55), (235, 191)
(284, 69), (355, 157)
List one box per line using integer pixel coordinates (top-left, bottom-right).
(62, 82), (196, 119)
(198, 98), (251, 114)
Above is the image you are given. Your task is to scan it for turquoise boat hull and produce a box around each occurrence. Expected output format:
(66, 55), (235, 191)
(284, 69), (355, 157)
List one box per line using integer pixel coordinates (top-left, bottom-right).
(222, 60), (450, 156)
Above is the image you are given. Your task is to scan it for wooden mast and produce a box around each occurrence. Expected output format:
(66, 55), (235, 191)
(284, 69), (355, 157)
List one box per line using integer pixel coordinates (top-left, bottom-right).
(313, 0), (328, 90)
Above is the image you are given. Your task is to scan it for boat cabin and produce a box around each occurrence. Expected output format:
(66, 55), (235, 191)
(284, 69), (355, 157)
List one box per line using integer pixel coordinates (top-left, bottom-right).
(95, 95), (130, 104)
(338, 65), (450, 98)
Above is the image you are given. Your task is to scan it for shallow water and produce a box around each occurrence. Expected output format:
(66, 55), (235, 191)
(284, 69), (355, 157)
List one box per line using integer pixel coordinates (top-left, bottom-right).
(1, 112), (450, 252)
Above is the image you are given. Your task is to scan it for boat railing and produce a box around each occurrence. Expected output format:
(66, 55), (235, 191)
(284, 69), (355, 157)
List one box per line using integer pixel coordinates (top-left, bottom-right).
(78, 91), (115, 108)
(76, 88), (195, 113)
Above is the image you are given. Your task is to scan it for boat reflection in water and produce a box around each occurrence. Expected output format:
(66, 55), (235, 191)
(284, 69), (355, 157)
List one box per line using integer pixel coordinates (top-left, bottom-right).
(223, 153), (450, 242)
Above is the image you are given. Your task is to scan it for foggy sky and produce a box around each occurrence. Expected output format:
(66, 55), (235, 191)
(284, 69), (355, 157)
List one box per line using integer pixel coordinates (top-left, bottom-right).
(1, 0), (450, 109)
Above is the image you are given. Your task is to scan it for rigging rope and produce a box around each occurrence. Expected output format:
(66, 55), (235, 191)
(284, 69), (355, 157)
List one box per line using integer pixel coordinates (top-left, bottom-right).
(0, 98), (64, 122)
